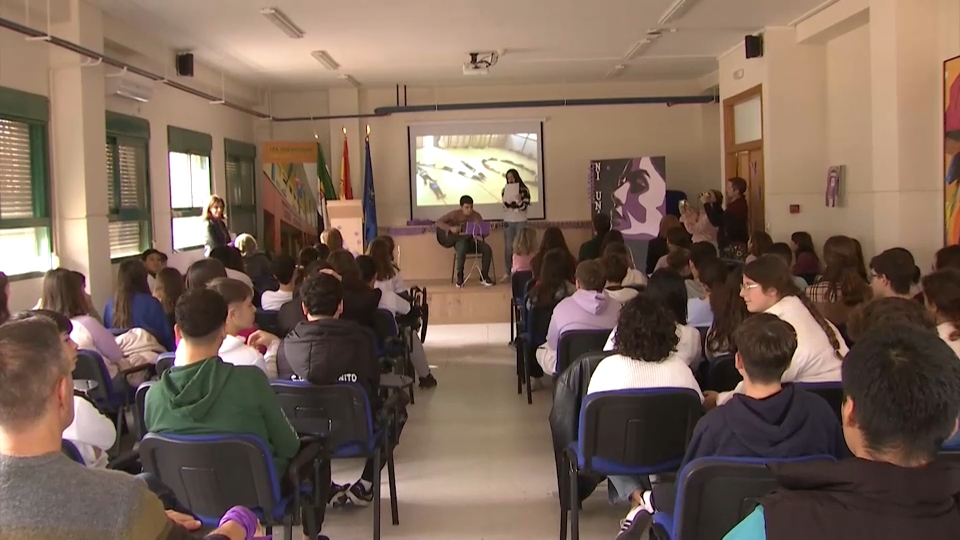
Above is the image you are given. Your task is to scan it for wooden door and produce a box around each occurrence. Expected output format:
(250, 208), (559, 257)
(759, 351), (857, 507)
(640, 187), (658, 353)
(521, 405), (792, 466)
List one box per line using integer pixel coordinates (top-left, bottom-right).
(747, 149), (765, 233)
(723, 85), (766, 233)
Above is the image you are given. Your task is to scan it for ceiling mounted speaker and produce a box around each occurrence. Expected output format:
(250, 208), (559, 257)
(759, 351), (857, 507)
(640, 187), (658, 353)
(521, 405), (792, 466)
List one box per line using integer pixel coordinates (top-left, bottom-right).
(176, 53), (194, 77)
(745, 35), (763, 59)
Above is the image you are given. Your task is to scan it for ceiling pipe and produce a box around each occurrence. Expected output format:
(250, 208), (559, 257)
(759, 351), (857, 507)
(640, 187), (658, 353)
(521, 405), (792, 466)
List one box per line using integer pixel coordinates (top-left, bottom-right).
(0, 16), (718, 123)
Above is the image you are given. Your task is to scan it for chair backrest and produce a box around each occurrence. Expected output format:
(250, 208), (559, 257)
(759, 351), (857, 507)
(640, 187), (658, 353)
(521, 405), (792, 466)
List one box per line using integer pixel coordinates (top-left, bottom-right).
(255, 310), (281, 336)
(939, 449), (960, 461)
(61, 440), (84, 464)
(136, 381), (158, 440)
(576, 351), (614, 398)
(373, 309), (399, 349)
(270, 381), (373, 453)
(557, 329), (611, 375)
(795, 382), (843, 421)
(706, 353), (742, 393)
(672, 456), (836, 540)
(579, 388), (702, 473)
(139, 433), (281, 526)
(72, 349), (114, 406)
(522, 299), (556, 345)
(511, 271), (534, 300)
(156, 353), (175, 378)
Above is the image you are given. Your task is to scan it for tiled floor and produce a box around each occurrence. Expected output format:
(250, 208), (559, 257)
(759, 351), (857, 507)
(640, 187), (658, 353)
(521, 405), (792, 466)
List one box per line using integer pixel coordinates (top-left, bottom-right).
(320, 323), (623, 540)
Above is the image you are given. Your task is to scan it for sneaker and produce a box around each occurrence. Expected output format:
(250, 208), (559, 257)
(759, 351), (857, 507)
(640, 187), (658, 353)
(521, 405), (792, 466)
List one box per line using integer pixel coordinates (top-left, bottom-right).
(327, 482), (348, 507)
(419, 373), (438, 389)
(456, 278), (465, 289)
(346, 481), (374, 507)
(499, 273), (512, 283)
(616, 507), (653, 540)
(481, 277), (495, 287)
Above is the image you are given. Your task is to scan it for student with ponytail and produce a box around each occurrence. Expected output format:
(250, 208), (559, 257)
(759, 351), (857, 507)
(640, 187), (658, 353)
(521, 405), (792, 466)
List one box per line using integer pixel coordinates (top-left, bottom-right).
(709, 255), (846, 408)
(922, 268), (960, 357)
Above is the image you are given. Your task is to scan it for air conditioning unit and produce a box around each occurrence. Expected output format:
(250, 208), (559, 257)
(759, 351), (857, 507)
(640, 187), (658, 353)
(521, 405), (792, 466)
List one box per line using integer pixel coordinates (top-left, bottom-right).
(105, 71), (153, 103)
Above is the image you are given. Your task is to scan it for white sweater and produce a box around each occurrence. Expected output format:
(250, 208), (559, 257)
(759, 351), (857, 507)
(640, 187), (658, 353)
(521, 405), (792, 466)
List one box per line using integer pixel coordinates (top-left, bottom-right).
(718, 295), (845, 405)
(588, 353), (703, 400)
(175, 334), (279, 378)
(604, 323), (702, 368)
(63, 397), (117, 468)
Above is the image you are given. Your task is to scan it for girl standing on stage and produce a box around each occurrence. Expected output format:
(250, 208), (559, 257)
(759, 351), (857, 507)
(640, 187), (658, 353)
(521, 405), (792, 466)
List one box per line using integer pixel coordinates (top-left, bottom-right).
(501, 169), (531, 281)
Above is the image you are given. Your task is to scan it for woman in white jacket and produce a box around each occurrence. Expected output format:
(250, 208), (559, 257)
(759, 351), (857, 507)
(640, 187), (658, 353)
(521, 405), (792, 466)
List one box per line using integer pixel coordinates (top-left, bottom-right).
(710, 255), (847, 407)
(174, 277), (279, 378)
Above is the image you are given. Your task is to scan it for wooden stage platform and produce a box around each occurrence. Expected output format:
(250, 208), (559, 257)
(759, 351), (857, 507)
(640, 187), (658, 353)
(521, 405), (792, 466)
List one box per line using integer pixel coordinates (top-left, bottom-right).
(411, 279), (513, 325)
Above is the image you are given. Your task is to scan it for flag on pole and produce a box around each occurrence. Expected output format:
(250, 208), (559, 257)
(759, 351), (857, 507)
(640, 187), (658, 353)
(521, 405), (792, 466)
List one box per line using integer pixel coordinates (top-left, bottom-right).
(339, 132), (353, 200)
(316, 141), (337, 230)
(362, 131), (378, 248)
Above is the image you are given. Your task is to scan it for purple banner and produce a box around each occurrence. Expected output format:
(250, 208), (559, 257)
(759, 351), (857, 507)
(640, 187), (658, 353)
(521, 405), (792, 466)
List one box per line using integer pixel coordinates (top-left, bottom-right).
(588, 157), (667, 241)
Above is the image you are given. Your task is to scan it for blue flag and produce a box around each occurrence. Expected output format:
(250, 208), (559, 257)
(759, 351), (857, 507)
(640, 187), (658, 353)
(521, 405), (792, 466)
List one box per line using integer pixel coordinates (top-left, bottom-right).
(362, 135), (378, 248)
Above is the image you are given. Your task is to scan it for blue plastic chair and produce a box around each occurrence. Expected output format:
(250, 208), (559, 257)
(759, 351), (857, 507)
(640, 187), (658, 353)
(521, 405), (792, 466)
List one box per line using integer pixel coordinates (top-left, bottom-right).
(155, 352), (175, 378)
(510, 270), (534, 342)
(516, 296), (555, 404)
(562, 388), (702, 540)
(72, 349), (133, 434)
(651, 455), (837, 540)
(61, 440), (84, 464)
(139, 433), (321, 540)
(271, 381), (400, 540)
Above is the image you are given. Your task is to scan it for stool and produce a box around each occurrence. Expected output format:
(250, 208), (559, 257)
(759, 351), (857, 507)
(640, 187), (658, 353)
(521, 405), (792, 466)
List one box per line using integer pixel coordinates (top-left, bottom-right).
(449, 241), (497, 284)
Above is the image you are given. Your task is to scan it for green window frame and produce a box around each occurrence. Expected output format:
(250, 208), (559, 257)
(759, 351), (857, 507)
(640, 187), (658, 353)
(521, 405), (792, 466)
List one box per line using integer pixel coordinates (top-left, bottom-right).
(168, 126), (213, 251)
(0, 86), (51, 279)
(224, 139), (257, 237)
(106, 111), (151, 261)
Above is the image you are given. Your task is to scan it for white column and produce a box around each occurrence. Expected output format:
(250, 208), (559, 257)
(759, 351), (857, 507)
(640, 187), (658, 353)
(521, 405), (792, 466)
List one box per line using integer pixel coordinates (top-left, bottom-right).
(49, 0), (110, 307)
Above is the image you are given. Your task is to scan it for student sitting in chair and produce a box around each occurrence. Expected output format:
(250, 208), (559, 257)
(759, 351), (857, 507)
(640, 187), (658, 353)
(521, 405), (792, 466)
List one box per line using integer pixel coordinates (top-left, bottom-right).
(602, 252), (641, 304)
(260, 254), (298, 311)
(436, 195), (494, 288)
(534, 259), (621, 380)
(617, 314), (847, 539)
(723, 323), (960, 540)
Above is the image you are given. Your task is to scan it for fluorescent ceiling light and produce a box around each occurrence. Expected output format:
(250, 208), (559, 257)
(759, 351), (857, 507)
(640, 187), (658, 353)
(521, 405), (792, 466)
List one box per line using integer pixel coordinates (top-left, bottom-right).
(605, 64), (626, 80)
(260, 7), (304, 39)
(311, 50), (340, 70)
(338, 74), (361, 88)
(623, 31), (662, 60)
(658, 0), (702, 26)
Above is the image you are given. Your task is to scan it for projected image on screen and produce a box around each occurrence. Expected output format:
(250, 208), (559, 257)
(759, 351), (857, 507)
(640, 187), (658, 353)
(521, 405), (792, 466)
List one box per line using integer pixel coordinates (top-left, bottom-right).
(415, 134), (540, 206)
(408, 121), (546, 221)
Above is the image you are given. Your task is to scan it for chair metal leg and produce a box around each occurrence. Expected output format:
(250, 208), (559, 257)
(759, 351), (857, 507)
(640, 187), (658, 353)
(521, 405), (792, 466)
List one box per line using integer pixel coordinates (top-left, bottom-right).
(510, 300), (516, 342)
(387, 442), (399, 525)
(373, 447), (382, 540)
(559, 453), (568, 540)
(569, 458), (580, 540)
(523, 342), (533, 405)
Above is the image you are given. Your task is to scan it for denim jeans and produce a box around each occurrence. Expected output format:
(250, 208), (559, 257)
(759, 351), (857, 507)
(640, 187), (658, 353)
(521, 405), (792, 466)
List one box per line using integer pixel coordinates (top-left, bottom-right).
(503, 221), (525, 274)
(455, 237), (492, 282)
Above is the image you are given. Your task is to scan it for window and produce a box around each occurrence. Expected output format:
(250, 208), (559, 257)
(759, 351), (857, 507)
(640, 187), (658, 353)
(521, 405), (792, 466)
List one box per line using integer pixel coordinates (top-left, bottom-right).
(0, 87), (51, 277)
(224, 139), (257, 237)
(168, 126), (213, 251)
(106, 112), (151, 260)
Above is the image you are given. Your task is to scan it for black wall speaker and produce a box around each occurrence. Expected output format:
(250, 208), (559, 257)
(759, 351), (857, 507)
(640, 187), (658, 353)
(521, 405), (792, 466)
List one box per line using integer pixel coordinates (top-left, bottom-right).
(745, 35), (764, 59)
(176, 53), (194, 77)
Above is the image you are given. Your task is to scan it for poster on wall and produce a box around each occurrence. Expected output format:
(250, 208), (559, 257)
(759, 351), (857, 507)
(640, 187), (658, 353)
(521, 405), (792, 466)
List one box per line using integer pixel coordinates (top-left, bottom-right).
(944, 56), (960, 245)
(260, 141), (319, 232)
(588, 156), (667, 265)
(825, 166), (842, 208)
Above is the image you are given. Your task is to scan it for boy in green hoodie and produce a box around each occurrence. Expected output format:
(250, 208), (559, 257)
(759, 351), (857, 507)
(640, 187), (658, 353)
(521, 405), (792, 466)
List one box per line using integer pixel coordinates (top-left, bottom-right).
(144, 288), (300, 477)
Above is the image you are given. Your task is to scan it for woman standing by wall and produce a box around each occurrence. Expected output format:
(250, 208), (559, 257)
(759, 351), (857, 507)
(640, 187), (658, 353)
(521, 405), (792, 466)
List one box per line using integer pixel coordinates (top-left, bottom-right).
(203, 195), (231, 256)
(501, 169), (531, 280)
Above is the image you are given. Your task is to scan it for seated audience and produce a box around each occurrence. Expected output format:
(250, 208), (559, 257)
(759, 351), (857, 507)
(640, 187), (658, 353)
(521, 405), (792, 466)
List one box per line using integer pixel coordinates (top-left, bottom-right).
(687, 241), (719, 299)
(366, 236), (406, 294)
(603, 242), (647, 287)
(321, 227), (346, 253)
(141, 248), (168, 291)
(578, 213), (612, 263)
(588, 294), (702, 523)
(233, 233), (272, 285)
(71, 270), (104, 324)
(599, 230), (626, 255)
(527, 250), (577, 308)
(174, 278), (279, 378)
(679, 199), (719, 246)
(511, 226), (537, 274)
(278, 260), (333, 337)
(602, 252), (640, 304)
(147, 288), (302, 482)
(869, 247), (920, 299)
(852, 237), (868, 280)
(0, 314), (253, 539)
(357, 256), (437, 388)
(705, 266), (751, 361)
(208, 245), (254, 290)
(934, 244), (960, 271)
(278, 272), (387, 507)
(184, 258), (228, 290)
(688, 257), (725, 328)
(746, 230), (773, 264)
(534, 260), (621, 379)
(104, 259), (175, 351)
(260, 254), (297, 311)
(328, 249), (382, 329)
(41, 268), (127, 379)
(531, 226), (578, 282)
(922, 268), (960, 357)
(790, 231), (820, 283)
(654, 227), (693, 271)
(436, 195), (494, 286)
(646, 215), (682, 274)
(764, 242), (810, 292)
(805, 235), (872, 326)
(847, 296), (936, 343)
(153, 266), (185, 330)
(666, 248), (692, 278)
(711, 255), (846, 407)
(299, 245), (323, 270)
(724, 323), (960, 540)
(620, 314), (848, 538)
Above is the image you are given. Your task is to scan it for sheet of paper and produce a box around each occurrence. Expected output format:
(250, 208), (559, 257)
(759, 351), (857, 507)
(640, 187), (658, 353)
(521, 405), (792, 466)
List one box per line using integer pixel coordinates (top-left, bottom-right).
(503, 183), (521, 203)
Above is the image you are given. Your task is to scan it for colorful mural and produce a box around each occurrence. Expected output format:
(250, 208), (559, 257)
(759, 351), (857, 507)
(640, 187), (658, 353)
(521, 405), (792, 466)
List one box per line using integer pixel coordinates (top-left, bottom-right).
(944, 56), (960, 245)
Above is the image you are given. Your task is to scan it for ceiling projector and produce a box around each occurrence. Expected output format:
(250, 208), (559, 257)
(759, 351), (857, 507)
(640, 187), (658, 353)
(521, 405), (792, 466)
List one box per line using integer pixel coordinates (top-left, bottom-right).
(463, 51), (499, 76)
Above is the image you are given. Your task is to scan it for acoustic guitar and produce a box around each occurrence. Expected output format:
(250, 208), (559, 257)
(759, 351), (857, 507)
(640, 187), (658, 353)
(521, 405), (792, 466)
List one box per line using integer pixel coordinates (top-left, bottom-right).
(435, 221), (500, 248)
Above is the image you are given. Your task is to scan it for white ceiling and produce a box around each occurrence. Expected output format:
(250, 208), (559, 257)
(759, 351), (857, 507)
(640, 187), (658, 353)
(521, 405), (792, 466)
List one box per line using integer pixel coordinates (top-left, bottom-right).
(87, 0), (827, 90)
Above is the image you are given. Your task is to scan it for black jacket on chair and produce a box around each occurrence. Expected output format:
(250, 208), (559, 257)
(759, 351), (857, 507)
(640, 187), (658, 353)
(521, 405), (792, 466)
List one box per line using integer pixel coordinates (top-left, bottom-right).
(549, 353), (609, 510)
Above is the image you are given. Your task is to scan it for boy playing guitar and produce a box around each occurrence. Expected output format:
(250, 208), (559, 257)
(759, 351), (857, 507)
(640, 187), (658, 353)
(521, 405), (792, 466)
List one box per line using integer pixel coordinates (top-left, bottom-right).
(436, 195), (494, 288)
